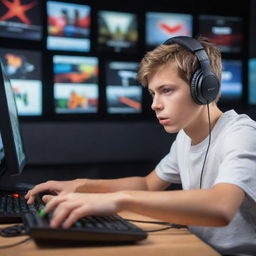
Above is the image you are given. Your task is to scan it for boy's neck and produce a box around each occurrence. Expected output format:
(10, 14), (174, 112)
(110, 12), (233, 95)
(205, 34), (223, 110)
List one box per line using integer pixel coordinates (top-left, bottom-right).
(184, 104), (223, 145)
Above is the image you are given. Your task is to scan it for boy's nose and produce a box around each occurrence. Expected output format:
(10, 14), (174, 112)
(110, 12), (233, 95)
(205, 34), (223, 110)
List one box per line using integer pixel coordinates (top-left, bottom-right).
(151, 96), (163, 111)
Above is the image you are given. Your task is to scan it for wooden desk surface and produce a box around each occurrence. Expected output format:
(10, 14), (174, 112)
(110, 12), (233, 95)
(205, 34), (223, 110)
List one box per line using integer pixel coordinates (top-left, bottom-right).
(0, 212), (220, 256)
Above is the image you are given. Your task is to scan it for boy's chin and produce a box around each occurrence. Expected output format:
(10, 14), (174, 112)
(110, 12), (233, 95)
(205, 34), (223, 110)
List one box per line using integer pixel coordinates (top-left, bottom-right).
(163, 126), (180, 134)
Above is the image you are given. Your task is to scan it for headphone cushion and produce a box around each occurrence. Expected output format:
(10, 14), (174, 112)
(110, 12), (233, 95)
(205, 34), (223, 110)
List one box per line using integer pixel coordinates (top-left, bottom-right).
(191, 69), (204, 105)
(191, 69), (219, 105)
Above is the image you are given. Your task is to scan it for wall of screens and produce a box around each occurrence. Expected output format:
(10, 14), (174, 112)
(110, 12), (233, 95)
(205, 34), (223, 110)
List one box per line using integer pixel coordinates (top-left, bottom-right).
(219, 59), (243, 102)
(198, 15), (243, 54)
(248, 58), (256, 105)
(145, 12), (193, 49)
(47, 1), (91, 52)
(53, 55), (99, 113)
(105, 61), (142, 114)
(0, 48), (42, 115)
(0, 0), (42, 40)
(98, 11), (138, 54)
(0, 0), (249, 121)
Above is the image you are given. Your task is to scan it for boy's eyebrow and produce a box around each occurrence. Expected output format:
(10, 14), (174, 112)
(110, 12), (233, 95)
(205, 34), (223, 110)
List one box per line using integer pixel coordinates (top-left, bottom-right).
(148, 84), (174, 93)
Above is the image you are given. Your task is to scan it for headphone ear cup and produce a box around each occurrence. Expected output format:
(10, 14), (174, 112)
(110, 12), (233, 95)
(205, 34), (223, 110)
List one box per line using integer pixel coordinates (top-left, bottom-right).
(190, 69), (204, 105)
(190, 69), (219, 105)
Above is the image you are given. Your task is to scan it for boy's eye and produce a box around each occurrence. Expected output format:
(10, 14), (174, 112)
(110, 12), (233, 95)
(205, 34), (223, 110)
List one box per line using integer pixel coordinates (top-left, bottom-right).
(162, 88), (172, 93)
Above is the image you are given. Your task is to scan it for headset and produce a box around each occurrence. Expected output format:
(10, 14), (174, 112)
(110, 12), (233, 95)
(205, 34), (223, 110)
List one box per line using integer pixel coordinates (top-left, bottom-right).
(163, 36), (219, 188)
(163, 36), (220, 105)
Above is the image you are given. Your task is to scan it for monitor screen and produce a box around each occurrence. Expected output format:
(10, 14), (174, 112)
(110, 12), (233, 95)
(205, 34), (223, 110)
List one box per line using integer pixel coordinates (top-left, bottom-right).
(220, 59), (243, 101)
(47, 1), (91, 52)
(146, 12), (193, 49)
(97, 11), (138, 53)
(106, 61), (142, 114)
(0, 62), (26, 175)
(198, 15), (243, 53)
(248, 58), (256, 105)
(53, 55), (99, 114)
(0, 0), (42, 40)
(0, 48), (42, 116)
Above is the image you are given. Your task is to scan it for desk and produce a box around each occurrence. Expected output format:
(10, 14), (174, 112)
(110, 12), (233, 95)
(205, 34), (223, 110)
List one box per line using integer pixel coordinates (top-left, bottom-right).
(0, 212), (220, 256)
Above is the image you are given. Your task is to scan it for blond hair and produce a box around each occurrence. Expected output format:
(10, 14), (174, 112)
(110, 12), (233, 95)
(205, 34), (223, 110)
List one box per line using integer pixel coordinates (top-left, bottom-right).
(137, 36), (222, 102)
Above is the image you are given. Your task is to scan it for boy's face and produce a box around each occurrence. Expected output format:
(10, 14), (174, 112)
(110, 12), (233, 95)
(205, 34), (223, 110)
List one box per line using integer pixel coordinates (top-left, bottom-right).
(148, 62), (203, 133)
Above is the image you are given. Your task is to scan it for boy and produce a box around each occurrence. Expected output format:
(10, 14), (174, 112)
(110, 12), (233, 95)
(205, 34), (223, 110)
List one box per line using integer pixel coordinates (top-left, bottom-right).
(25, 36), (256, 255)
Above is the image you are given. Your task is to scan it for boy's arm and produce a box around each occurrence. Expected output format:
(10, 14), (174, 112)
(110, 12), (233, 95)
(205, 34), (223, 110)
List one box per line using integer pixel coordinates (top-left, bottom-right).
(25, 169), (171, 203)
(43, 182), (245, 228)
(121, 183), (245, 226)
(76, 169), (171, 193)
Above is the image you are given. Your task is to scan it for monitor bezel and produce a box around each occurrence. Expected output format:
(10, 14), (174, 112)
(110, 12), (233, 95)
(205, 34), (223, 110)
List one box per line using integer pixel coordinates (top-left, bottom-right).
(0, 62), (26, 175)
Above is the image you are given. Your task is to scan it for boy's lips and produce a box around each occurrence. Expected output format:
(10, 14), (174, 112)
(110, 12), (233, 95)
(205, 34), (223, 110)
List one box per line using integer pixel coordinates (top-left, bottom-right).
(157, 117), (170, 125)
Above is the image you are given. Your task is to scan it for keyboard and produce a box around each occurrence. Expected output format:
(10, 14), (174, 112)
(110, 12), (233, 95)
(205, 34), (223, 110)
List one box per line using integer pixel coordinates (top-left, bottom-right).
(0, 191), (44, 223)
(22, 211), (148, 244)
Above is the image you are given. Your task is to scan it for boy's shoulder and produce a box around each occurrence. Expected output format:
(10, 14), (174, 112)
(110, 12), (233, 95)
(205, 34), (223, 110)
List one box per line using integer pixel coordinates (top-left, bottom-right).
(217, 110), (256, 148)
(223, 110), (256, 132)
(176, 110), (256, 145)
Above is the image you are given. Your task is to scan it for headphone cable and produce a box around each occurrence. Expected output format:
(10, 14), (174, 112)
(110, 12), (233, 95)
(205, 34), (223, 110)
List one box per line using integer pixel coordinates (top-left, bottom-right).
(123, 218), (187, 232)
(199, 102), (212, 189)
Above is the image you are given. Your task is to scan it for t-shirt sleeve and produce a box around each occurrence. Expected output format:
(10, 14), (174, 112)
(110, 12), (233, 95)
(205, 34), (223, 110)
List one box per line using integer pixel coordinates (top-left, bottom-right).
(155, 140), (181, 184)
(214, 124), (256, 202)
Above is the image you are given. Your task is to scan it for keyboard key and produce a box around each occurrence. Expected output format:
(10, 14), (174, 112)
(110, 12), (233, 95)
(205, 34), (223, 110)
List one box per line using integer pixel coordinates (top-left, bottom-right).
(0, 191), (45, 223)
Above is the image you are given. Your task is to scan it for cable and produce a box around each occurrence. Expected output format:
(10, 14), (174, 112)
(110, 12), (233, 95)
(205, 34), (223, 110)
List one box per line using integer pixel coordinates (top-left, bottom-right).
(123, 218), (187, 232)
(199, 102), (212, 189)
(0, 238), (31, 249)
(0, 224), (27, 237)
(123, 218), (173, 226)
(145, 227), (175, 232)
(0, 224), (30, 249)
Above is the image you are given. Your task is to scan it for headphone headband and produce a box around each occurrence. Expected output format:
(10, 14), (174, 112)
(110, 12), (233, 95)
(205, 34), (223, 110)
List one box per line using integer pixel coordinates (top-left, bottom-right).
(163, 36), (204, 53)
(163, 36), (211, 75)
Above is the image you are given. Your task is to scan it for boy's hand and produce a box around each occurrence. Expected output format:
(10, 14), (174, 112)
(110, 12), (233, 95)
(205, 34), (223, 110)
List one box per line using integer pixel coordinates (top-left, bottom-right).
(42, 192), (124, 228)
(25, 179), (84, 204)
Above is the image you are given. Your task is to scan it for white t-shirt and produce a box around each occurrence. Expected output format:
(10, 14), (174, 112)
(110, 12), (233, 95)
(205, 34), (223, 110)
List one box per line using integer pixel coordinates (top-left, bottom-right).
(155, 110), (256, 256)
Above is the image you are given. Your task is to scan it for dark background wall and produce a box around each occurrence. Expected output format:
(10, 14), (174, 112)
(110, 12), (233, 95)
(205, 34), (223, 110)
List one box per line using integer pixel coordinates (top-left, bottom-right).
(21, 121), (173, 164)
(1, 0), (255, 188)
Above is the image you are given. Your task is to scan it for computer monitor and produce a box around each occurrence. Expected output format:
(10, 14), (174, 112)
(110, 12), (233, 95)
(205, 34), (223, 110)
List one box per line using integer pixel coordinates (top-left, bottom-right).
(248, 58), (256, 105)
(0, 48), (42, 116)
(53, 55), (99, 114)
(0, 0), (42, 40)
(97, 11), (138, 53)
(145, 12), (193, 49)
(220, 59), (243, 101)
(198, 15), (243, 53)
(47, 1), (91, 52)
(105, 61), (142, 114)
(0, 62), (26, 176)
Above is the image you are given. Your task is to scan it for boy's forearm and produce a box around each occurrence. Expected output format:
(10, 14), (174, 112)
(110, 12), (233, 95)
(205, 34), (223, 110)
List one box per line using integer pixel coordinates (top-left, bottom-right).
(116, 190), (224, 226)
(75, 176), (149, 193)
(116, 184), (244, 227)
